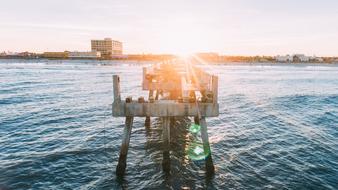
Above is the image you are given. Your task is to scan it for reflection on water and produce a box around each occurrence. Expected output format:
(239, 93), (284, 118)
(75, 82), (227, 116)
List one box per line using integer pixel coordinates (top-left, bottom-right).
(0, 61), (337, 189)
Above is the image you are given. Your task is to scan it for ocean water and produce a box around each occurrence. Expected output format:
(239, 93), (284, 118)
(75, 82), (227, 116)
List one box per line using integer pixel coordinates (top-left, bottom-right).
(0, 60), (337, 190)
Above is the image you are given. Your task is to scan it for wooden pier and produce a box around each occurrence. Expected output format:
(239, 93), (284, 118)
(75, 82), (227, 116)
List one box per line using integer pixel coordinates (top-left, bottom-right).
(112, 60), (219, 176)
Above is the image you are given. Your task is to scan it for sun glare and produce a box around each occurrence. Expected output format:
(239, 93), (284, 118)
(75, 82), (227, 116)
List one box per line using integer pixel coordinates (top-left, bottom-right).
(177, 52), (193, 60)
(161, 20), (207, 56)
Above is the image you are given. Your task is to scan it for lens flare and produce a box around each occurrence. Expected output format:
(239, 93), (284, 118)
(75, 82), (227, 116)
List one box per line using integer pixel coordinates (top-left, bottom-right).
(187, 142), (210, 161)
(189, 123), (201, 133)
(187, 123), (209, 161)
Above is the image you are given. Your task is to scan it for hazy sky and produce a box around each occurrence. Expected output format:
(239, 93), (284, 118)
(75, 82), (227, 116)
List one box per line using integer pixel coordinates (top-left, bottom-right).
(1, 0), (338, 55)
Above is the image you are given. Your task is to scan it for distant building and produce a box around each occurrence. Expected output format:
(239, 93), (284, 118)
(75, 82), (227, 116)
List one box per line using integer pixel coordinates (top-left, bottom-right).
(112, 40), (123, 56)
(69, 51), (101, 59)
(276, 54), (313, 62)
(315, 57), (324, 62)
(276, 55), (293, 62)
(293, 54), (310, 62)
(42, 51), (69, 58)
(91, 38), (123, 58)
(309, 56), (324, 62)
(17, 51), (36, 57)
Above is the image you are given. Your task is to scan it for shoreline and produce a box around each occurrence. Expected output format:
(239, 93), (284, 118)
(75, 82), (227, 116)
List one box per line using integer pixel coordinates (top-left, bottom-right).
(0, 58), (337, 66)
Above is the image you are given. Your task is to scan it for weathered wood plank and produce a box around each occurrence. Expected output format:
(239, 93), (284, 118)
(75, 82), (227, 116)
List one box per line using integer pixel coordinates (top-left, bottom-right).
(142, 64), (215, 91)
(113, 75), (121, 103)
(112, 101), (219, 117)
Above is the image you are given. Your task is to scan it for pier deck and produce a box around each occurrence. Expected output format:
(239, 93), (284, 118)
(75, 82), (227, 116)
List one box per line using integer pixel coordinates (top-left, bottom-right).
(113, 60), (219, 176)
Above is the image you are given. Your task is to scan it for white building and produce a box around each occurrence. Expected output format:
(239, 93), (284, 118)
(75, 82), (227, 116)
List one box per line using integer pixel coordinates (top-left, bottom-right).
(315, 57), (324, 62)
(309, 56), (324, 62)
(276, 55), (293, 62)
(293, 54), (310, 62)
(68, 51), (101, 58)
(276, 54), (314, 62)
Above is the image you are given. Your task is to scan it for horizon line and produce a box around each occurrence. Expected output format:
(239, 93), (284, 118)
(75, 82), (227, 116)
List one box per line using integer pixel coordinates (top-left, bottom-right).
(1, 50), (338, 57)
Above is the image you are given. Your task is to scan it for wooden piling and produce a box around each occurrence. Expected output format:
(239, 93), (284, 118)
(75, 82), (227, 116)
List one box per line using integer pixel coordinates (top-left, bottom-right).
(148, 89), (154, 100)
(162, 117), (171, 172)
(199, 117), (215, 174)
(116, 116), (134, 176)
(145, 117), (151, 127)
(212, 76), (218, 104)
(155, 90), (160, 100)
(194, 116), (200, 125)
(145, 90), (154, 127)
(113, 75), (121, 103)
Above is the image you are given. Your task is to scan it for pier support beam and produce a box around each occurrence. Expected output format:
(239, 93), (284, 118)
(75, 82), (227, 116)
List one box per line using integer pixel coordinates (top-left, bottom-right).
(116, 116), (134, 176)
(199, 117), (215, 175)
(113, 75), (121, 102)
(145, 117), (151, 127)
(162, 117), (171, 172)
(155, 90), (160, 100)
(145, 90), (154, 127)
(194, 116), (200, 125)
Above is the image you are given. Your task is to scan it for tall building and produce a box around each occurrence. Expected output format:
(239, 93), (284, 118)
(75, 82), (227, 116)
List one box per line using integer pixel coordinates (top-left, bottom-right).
(91, 38), (123, 58)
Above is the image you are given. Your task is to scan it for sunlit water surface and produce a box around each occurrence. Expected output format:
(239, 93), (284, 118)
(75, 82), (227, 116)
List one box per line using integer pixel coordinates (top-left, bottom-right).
(0, 60), (337, 189)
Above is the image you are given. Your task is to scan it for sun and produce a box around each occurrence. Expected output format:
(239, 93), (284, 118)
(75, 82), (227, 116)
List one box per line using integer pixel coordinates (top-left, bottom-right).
(160, 20), (207, 56)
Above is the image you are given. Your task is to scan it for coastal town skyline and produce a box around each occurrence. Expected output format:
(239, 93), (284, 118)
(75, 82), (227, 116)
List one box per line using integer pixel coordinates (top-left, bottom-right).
(0, 37), (336, 63)
(1, 0), (338, 56)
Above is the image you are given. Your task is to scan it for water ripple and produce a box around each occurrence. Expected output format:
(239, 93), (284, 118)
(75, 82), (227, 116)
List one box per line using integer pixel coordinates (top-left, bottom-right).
(0, 62), (337, 189)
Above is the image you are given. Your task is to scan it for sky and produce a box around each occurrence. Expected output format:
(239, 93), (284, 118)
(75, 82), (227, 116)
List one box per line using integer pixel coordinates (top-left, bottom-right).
(0, 0), (338, 56)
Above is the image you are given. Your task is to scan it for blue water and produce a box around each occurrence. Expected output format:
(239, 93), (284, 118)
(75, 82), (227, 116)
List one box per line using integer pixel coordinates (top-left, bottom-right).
(0, 60), (337, 189)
